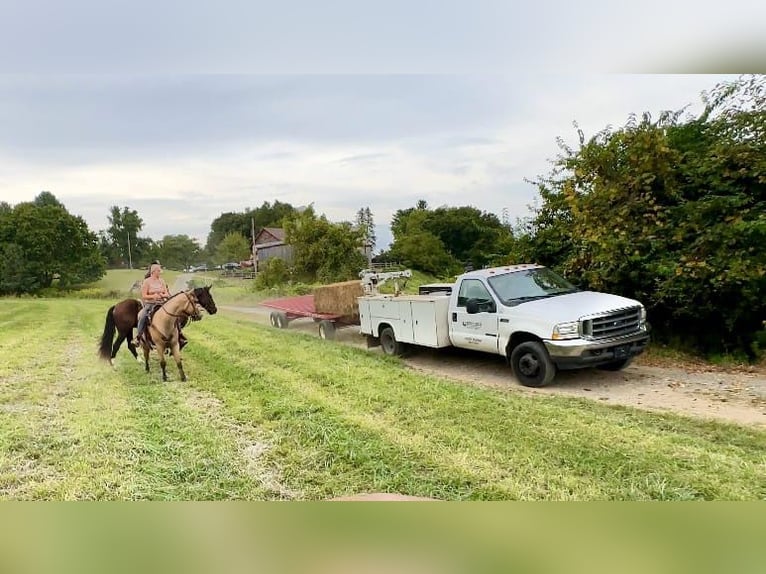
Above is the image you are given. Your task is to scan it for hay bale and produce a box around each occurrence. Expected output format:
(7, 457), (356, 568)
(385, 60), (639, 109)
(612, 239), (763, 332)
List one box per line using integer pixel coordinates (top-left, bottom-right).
(313, 280), (364, 321)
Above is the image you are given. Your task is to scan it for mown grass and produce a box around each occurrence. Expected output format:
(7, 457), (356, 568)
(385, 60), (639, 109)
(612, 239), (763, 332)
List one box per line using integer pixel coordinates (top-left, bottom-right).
(0, 298), (764, 500)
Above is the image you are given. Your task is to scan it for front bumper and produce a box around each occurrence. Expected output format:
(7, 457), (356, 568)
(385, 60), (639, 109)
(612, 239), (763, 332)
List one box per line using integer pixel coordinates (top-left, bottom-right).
(543, 330), (650, 370)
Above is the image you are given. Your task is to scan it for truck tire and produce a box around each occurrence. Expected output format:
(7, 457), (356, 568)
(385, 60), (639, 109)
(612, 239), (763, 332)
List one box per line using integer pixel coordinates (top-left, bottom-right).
(318, 320), (336, 340)
(510, 341), (556, 387)
(596, 358), (633, 371)
(379, 327), (405, 356)
(269, 311), (278, 327)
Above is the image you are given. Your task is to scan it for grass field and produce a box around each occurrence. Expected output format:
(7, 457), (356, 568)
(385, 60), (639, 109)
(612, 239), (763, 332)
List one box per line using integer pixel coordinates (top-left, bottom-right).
(1, 298), (764, 500)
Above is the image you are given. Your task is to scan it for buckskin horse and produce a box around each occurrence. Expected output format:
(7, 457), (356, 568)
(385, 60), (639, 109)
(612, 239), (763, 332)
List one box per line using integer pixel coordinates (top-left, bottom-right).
(98, 287), (217, 380)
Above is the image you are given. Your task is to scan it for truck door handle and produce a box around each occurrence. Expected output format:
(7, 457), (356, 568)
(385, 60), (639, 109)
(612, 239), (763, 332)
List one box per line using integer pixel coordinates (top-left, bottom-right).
(452, 312), (457, 322)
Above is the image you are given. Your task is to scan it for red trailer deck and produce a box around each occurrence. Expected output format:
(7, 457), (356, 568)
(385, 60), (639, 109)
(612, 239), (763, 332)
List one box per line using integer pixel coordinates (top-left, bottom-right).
(259, 294), (356, 339)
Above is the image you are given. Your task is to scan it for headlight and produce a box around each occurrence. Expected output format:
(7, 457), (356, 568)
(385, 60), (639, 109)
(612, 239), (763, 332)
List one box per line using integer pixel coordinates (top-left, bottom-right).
(552, 321), (579, 340)
(639, 306), (647, 329)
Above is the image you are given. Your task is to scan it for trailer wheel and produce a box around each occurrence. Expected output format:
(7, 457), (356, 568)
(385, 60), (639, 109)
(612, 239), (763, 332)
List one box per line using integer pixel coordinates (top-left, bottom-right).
(380, 327), (405, 356)
(318, 320), (336, 340)
(510, 341), (556, 387)
(270, 312), (287, 329)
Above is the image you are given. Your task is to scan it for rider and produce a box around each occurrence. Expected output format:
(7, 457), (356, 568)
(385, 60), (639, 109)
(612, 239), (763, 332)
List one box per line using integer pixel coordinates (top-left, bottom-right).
(133, 262), (171, 347)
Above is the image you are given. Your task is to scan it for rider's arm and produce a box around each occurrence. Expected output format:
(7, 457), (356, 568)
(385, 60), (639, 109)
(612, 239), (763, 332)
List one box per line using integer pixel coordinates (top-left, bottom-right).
(141, 279), (150, 300)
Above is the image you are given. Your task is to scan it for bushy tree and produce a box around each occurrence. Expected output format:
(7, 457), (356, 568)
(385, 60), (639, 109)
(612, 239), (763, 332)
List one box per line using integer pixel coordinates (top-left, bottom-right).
(0, 192), (105, 293)
(215, 232), (251, 264)
(388, 201), (513, 273)
(283, 205), (367, 283)
(515, 74), (766, 357)
(206, 200), (297, 254)
(155, 235), (202, 270)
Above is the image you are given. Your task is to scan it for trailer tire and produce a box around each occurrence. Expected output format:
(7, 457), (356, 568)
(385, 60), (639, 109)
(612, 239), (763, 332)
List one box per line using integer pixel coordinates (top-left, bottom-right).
(271, 312), (287, 329)
(510, 341), (556, 387)
(318, 320), (336, 340)
(380, 327), (405, 356)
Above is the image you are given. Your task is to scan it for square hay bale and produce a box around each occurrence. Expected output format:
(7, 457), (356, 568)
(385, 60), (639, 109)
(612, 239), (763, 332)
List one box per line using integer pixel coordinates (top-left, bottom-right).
(313, 280), (364, 321)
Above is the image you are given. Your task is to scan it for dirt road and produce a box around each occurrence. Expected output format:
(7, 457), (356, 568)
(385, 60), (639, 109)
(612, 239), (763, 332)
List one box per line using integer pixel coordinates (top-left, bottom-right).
(220, 305), (766, 428)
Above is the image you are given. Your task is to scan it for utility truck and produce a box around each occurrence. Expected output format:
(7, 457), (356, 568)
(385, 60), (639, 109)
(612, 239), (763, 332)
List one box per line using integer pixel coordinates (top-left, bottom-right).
(358, 264), (650, 387)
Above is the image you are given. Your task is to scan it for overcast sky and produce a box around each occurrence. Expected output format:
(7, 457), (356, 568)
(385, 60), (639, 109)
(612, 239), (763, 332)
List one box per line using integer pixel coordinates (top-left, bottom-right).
(0, 1), (761, 251)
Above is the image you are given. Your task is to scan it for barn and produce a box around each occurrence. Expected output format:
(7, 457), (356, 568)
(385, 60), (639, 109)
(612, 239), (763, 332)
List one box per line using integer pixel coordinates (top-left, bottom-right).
(253, 227), (293, 272)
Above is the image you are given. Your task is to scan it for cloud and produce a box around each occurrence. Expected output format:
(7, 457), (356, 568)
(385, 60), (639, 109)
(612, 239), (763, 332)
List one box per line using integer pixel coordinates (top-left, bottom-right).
(0, 73), (745, 248)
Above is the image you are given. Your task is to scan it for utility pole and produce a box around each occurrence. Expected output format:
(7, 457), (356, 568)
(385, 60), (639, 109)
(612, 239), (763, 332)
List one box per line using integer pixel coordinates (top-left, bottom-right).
(251, 217), (257, 272)
(127, 231), (133, 269)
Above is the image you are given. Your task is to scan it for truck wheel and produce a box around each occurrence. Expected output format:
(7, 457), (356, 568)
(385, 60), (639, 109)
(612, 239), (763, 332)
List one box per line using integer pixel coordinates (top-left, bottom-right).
(597, 358), (633, 371)
(269, 312), (278, 327)
(510, 341), (556, 387)
(318, 320), (336, 340)
(380, 327), (405, 356)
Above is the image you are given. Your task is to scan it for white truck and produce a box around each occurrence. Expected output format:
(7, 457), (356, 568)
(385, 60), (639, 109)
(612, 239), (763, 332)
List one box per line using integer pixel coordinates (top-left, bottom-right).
(357, 263), (651, 387)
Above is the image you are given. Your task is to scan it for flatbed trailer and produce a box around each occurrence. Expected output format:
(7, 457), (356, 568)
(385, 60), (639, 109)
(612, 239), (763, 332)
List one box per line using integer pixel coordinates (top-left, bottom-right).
(260, 294), (358, 339)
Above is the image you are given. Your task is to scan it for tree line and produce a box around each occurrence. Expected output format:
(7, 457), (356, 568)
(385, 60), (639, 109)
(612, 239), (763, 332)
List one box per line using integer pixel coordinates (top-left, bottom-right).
(3, 74), (762, 358)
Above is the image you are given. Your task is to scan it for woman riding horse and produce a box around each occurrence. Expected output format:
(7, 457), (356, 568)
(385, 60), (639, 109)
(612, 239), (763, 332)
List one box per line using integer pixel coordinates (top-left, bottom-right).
(98, 284), (216, 370)
(137, 289), (208, 382)
(133, 262), (171, 347)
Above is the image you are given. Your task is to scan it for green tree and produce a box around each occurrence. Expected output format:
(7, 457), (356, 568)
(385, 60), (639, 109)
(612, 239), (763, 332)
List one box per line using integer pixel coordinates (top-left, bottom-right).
(388, 231), (461, 276)
(517, 74), (766, 358)
(283, 206), (367, 283)
(0, 192), (105, 293)
(106, 205), (145, 267)
(215, 232), (251, 264)
(388, 201), (513, 272)
(206, 200), (297, 254)
(155, 235), (202, 270)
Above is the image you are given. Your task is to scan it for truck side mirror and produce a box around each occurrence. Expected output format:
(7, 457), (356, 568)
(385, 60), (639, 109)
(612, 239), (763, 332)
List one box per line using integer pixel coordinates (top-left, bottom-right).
(466, 299), (480, 314)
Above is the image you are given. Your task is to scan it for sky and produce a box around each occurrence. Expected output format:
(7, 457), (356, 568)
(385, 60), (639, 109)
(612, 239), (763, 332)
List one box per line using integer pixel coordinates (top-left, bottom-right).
(0, 1), (762, 253)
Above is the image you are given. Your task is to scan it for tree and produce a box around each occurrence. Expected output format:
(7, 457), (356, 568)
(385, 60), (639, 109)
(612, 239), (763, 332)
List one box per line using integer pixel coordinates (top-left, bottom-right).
(155, 235), (202, 270)
(283, 205), (367, 283)
(388, 201), (513, 271)
(106, 205), (145, 267)
(355, 206), (376, 263)
(215, 232), (251, 264)
(0, 192), (105, 293)
(516, 74), (766, 358)
(388, 231), (461, 276)
(206, 200), (297, 254)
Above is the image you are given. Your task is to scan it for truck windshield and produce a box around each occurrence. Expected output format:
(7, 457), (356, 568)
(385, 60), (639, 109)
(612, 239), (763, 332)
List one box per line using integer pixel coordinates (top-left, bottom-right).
(487, 268), (579, 306)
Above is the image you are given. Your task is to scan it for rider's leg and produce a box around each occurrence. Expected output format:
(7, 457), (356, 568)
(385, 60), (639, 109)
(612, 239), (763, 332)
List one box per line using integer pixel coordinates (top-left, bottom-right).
(133, 306), (148, 345)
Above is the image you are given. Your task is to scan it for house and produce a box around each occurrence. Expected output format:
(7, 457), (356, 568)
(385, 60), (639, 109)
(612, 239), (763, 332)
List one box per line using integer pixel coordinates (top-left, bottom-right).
(252, 227), (294, 272)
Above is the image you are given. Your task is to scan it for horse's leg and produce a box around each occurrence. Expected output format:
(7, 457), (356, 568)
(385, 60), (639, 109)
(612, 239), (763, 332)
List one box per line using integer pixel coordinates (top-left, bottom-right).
(158, 343), (168, 382)
(113, 330), (130, 361)
(143, 343), (151, 372)
(170, 342), (186, 382)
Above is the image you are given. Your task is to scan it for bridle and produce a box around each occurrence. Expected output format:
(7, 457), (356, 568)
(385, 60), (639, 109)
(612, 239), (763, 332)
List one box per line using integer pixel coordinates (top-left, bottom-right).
(162, 291), (202, 319)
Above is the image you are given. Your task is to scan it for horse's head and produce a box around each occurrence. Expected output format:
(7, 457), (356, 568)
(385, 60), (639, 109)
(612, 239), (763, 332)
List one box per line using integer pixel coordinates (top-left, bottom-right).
(192, 285), (217, 315)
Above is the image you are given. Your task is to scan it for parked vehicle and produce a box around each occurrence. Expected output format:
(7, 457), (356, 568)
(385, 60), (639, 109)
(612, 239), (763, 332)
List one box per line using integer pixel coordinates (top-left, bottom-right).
(358, 264), (650, 387)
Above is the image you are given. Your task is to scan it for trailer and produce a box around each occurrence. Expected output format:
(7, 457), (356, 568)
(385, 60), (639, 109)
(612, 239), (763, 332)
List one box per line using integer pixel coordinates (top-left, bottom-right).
(260, 269), (413, 340)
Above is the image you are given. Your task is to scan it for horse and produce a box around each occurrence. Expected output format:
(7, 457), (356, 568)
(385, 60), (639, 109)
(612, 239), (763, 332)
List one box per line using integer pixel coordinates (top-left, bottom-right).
(97, 286), (215, 367)
(98, 297), (143, 365)
(138, 286), (217, 382)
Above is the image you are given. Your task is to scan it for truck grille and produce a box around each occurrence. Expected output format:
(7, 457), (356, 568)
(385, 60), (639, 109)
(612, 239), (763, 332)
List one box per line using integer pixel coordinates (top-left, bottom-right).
(582, 307), (642, 340)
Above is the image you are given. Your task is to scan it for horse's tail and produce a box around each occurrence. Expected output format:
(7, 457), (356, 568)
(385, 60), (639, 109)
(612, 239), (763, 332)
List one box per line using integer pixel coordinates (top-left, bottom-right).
(98, 305), (116, 361)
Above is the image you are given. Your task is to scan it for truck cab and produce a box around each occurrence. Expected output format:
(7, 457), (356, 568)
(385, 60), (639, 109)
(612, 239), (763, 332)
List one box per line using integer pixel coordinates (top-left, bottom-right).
(358, 264), (650, 387)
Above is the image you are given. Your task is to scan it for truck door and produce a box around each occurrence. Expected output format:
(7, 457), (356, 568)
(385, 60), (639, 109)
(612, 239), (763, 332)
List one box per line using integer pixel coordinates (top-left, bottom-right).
(450, 279), (500, 354)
